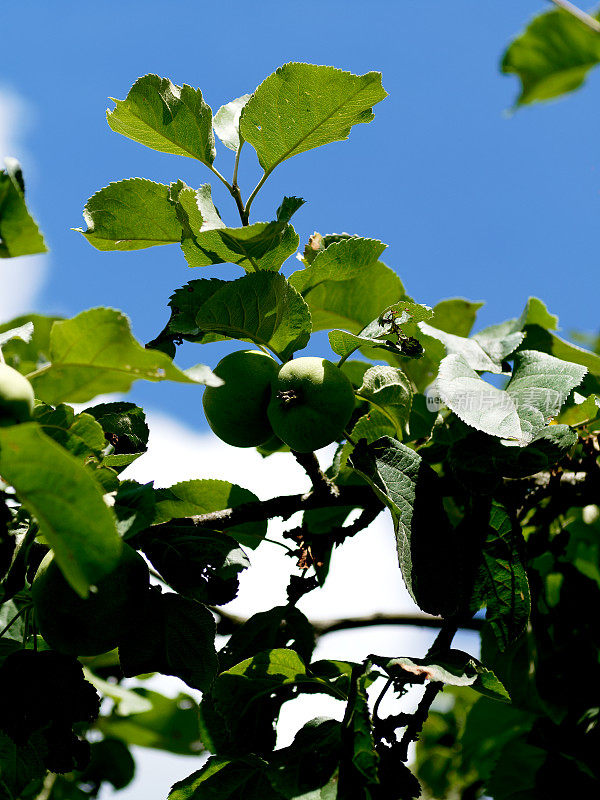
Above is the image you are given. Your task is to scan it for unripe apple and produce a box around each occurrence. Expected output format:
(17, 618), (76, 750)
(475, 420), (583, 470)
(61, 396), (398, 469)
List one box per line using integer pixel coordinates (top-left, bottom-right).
(202, 350), (279, 447)
(267, 357), (355, 452)
(0, 363), (34, 427)
(31, 544), (150, 657)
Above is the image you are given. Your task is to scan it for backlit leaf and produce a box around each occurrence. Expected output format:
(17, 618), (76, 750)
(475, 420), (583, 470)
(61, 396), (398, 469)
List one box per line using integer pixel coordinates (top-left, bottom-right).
(77, 179), (183, 251)
(29, 307), (220, 404)
(193, 272), (311, 360)
(153, 478), (267, 548)
(289, 237), (386, 294)
(213, 94), (252, 152)
(240, 63), (387, 173)
(107, 74), (215, 164)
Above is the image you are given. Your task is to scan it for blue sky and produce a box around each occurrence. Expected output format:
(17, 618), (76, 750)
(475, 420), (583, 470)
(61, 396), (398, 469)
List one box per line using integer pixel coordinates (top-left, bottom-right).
(2, 0), (599, 426)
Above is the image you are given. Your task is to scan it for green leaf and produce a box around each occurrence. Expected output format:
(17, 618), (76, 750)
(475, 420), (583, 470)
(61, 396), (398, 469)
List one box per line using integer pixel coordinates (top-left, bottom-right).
(183, 221), (299, 272)
(119, 591), (218, 692)
(473, 501), (531, 650)
(240, 63), (387, 174)
(430, 298), (484, 337)
(154, 279), (227, 347)
(213, 649), (346, 725)
(32, 403), (106, 462)
(29, 307), (220, 404)
(517, 296), (559, 330)
(328, 299), (430, 361)
(419, 322), (510, 374)
(0, 600), (26, 648)
(487, 736), (547, 799)
(433, 354), (521, 440)
(107, 74), (216, 164)
(449, 425), (578, 493)
(193, 272), (311, 360)
(328, 329), (407, 361)
(522, 323), (600, 376)
(85, 401), (149, 470)
(501, 7), (600, 106)
(142, 528), (248, 605)
(213, 94), (252, 152)
(461, 698), (535, 782)
(153, 478), (266, 548)
(349, 436), (458, 616)
(289, 237), (386, 294)
(556, 393), (600, 426)
(78, 738), (136, 792)
(350, 674), (379, 783)
(468, 296), (558, 365)
(408, 393), (438, 440)
(0, 730), (46, 797)
(76, 179), (183, 251)
(0, 313), (59, 376)
(83, 667), (154, 715)
(305, 260), (404, 333)
(356, 365), (413, 437)
(218, 606), (315, 672)
(97, 688), (203, 755)
(169, 756), (283, 800)
(181, 195), (303, 272)
(268, 718), (341, 799)
(169, 181), (224, 236)
(0, 423), (121, 597)
(0, 158), (47, 258)
(433, 350), (586, 444)
(113, 480), (157, 538)
(508, 350), (587, 442)
(339, 408), (397, 471)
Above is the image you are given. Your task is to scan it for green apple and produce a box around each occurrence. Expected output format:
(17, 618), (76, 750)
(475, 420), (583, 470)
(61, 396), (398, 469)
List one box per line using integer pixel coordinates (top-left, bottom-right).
(202, 349), (279, 447)
(31, 544), (150, 656)
(267, 357), (355, 452)
(0, 363), (34, 427)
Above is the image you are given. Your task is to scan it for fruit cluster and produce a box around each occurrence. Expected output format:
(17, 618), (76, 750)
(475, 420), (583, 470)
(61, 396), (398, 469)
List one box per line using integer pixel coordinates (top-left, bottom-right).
(202, 351), (356, 453)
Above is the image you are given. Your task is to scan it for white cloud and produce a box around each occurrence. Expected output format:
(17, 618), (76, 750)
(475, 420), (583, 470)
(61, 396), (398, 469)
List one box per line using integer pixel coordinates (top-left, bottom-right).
(0, 86), (48, 322)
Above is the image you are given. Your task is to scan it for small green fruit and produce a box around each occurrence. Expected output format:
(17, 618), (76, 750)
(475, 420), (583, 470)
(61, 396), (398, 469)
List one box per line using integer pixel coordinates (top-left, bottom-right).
(0, 363), (34, 427)
(203, 350), (279, 447)
(31, 544), (150, 656)
(267, 357), (355, 452)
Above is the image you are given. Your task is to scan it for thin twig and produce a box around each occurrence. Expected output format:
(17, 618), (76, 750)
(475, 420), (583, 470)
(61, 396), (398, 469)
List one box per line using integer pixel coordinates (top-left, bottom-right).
(373, 677), (394, 722)
(396, 619), (459, 761)
(315, 613), (480, 637)
(209, 606), (482, 637)
(0, 605), (27, 638)
(549, 0), (600, 33)
(207, 163), (234, 192)
(138, 485), (380, 539)
(232, 141), (243, 188)
(292, 451), (339, 498)
(243, 170), (271, 221)
(397, 682), (441, 762)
